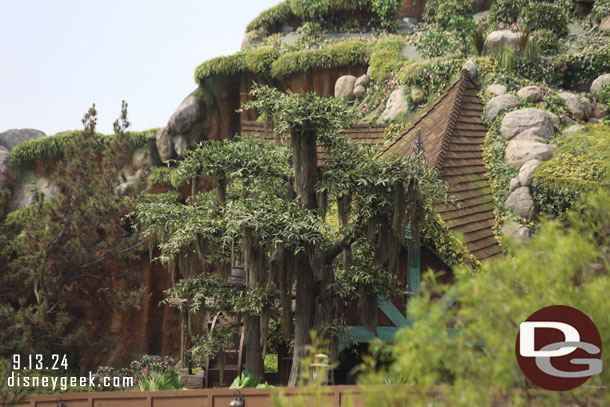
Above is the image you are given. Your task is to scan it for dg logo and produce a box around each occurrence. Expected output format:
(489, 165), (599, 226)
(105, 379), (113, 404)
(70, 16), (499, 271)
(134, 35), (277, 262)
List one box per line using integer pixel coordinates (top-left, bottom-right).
(516, 305), (602, 391)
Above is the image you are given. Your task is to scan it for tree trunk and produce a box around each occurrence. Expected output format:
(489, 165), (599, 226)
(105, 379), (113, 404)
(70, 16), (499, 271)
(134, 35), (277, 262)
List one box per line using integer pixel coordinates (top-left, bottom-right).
(288, 129), (319, 386)
(243, 228), (265, 380)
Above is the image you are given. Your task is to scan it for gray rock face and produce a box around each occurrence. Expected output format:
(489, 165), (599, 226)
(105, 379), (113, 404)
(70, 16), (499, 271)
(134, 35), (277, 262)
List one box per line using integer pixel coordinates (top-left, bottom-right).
(518, 159), (542, 186)
(485, 94), (520, 122)
(132, 147), (153, 170)
(546, 111), (560, 127)
(354, 74), (370, 88)
(410, 87), (425, 104)
(463, 60), (477, 78)
(509, 177), (521, 193)
(504, 187), (536, 220)
(353, 85), (366, 99)
(0, 129), (46, 151)
(173, 135), (189, 158)
(502, 221), (530, 240)
(558, 92), (586, 121)
(517, 86), (543, 102)
(0, 147), (9, 189)
(9, 172), (56, 210)
(485, 30), (522, 50)
(590, 73), (610, 97)
(592, 105), (608, 119)
(156, 127), (173, 162)
(514, 128), (548, 142)
(380, 88), (409, 123)
(500, 108), (554, 140)
(601, 16), (610, 32)
(167, 96), (204, 135)
(335, 75), (357, 99)
(505, 140), (556, 168)
(562, 124), (586, 137)
(486, 84), (507, 97)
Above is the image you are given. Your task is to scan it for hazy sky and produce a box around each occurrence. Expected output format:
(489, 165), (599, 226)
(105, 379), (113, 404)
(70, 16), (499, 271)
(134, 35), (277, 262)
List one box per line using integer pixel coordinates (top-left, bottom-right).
(1, 0), (279, 135)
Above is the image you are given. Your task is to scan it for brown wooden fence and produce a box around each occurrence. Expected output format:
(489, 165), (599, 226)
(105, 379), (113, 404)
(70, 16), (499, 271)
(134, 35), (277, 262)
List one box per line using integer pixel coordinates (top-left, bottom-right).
(14, 385), (365, 407)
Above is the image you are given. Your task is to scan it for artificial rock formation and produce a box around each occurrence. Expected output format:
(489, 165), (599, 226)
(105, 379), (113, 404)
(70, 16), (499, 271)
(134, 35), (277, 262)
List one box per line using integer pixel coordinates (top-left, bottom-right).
(380, 87), (409, 123)
(500, 108), (555, 140)
(0, 129), (46, 151)
(504, 140), (556, 168)
(485, 94), (519, 122)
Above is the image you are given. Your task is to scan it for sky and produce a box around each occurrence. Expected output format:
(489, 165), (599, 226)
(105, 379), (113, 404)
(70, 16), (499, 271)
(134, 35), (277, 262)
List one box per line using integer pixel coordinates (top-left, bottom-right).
(0, 0), (280, 135)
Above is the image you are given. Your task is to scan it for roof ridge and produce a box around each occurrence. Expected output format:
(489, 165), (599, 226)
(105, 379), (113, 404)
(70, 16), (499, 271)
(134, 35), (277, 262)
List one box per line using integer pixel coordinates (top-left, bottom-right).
(434, 69), (476, 170)
(380, 71), (465, 157)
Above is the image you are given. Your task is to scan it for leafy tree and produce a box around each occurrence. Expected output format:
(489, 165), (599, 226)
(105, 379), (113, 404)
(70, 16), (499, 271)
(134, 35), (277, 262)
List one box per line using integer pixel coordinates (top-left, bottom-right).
(0, 103), (143, 357)
(360, 188), (610, 406)
(136, 84), (450, 386)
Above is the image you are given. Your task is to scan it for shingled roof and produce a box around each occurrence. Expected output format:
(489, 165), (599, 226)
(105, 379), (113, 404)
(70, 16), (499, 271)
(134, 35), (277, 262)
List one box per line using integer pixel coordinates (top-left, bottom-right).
(381, 70), (501, 260)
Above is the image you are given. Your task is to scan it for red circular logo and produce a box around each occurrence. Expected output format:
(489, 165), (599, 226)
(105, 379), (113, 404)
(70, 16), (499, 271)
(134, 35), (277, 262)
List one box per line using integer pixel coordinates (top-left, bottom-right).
(515, 305), (602, 391)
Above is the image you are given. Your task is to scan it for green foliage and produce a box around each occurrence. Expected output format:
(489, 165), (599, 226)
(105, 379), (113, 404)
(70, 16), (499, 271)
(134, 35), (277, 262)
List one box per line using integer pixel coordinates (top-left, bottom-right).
(532, 124), (610, 218)
(194, 40), (370, 84)
(532, 28), (560, 55)
(360, 188), (610, 406)
(94, 355), (177, 392)
(246, 1), (294, 39)
(230, 370), (274, 388)
(9, 129), (155, 169)
(367, 38), (406, 83)
(424, 0), (473, 29)
(264, 353), (279, 373)
(290, 0), (400, 31)
(489, 0), (527, 25)
(269, 40), (370, 79)
(520, 2), (569, 37)
(547, 44), (610, 88)
(0, 102), (144, 357)
(138, 371), (184, 391)
(590, 0), (610, 23)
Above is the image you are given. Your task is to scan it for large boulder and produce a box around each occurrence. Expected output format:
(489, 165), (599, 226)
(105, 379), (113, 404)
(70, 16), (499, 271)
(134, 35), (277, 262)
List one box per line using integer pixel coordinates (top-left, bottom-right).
(504, 187), (536, 220)
(486, 84), (507, 97)
(335, 75), (357, 99)
(156, 127), (173, 162)
(505, 140), (556, 168)
(353, 85), (366, 99)
(500, 108), (554, 140)
(517, 86), (543, 102)
(167, 96), (205, 135)
(501, 220), (530, 240)
(514, 128), (548, 142)
(0, 129), (46, 151)
(601, 16), (610, 32)
(485, 30), (522, 50)
(463, 60), (477, 78)
(380, 88), (409, 123)
(10, 172), (39, 210)
(562, 124), (585, 137)
(590, 73), (610, 97)
(558, 92), (586, 121)
(518, 159), (542, 186)
(354, 74), (370, 88)
(485, 94), (519, 122)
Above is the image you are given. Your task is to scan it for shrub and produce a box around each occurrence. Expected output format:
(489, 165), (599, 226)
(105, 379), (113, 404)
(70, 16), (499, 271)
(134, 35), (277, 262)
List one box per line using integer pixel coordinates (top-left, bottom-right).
(290, 0), (400, 31)
(9, 129), (155, 169)
(532, 28), (560, 54)
(531, 124), (610, 217)
(424, 0), (473, 30)
(590, 0), (610, 23)
(360, 187), (610, 406)
(368, 39), (406, 82)
(520, 2), (569, 37)
(489, 0), (527, 25)
(246, 1), (294, 39)
(547, 44), (610, 88)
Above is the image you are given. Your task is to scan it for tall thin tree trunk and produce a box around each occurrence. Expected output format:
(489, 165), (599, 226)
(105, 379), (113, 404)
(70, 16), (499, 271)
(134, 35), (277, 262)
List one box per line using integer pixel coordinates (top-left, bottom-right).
(243, 229), (265, 380)
(288, 130), (319, 387)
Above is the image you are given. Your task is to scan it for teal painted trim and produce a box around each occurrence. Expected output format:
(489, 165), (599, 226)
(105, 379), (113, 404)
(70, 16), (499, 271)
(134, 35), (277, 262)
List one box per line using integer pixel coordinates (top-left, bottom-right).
(407, 242), (421, 297)
(342, 326), (402, 345)
(379, 298), (409, 327)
